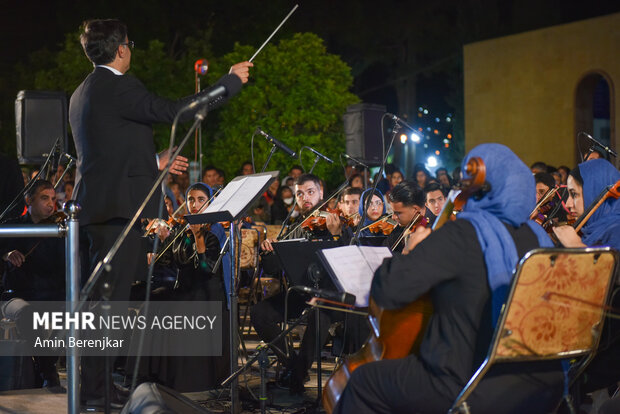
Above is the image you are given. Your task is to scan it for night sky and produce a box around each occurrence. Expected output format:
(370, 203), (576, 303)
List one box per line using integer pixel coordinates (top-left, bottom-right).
(1, 0), (619, 160)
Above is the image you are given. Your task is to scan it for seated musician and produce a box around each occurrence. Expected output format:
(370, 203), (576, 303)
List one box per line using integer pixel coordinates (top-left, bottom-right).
(0, 179), (65, 389)
(354, 188), (389, 246)
(534, 172), (557, 203)
(552, 158), (620, 250)
(338, 186), (362, 227)
(334, 144), (564, 414)
(251, 173), (348, 393)
(139, 182), (230, 392)
(423, 182), (446, 226)
(552, 159), (620, 404)
(384, 181), (426, 253)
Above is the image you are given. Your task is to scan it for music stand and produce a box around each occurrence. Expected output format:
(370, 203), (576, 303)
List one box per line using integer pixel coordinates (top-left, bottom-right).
(272, 239), (339, 404)
(184, 171), (278, 413)
(272, 240), (340, 288)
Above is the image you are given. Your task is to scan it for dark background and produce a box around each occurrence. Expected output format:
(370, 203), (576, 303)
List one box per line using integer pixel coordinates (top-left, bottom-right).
(1, 0), (619, 168)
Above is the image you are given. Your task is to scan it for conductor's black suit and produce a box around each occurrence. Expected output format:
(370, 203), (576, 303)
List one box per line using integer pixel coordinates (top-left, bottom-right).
(69, 65), (237, 400)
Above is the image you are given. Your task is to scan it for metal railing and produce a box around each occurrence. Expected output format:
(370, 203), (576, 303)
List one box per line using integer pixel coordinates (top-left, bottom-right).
(0, 201), (81, 414)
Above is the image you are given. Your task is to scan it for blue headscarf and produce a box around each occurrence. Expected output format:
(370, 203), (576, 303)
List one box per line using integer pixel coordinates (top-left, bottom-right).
(457, 144), (554, 326)
(359, 188), (387, 237)
(577, 159), (620, 250)
(186, 182), (232, 308)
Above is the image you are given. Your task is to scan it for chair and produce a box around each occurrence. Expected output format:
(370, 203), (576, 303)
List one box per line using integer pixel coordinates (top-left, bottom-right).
(449, 247), (619, 414)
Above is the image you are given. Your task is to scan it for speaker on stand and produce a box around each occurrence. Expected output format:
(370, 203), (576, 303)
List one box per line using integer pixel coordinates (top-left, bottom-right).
(15, 90), (68, 165)
(342, 103), (387, 167)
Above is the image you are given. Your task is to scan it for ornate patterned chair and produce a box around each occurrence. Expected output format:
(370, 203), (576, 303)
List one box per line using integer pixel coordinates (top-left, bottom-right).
(449, 247), (619, 414)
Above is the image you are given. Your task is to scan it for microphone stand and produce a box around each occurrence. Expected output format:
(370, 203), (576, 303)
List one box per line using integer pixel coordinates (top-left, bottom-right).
(222, 307), (314, 414)
(261, 145), (279, 173)
(350, 117), (400, 245)
(0, 138), (60, 222)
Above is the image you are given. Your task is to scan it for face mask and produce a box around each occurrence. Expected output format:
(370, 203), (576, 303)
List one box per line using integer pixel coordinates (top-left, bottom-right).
(283, 197), (294, 205)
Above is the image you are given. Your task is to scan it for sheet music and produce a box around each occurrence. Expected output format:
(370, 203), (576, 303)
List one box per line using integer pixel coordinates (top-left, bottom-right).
(203, 174), (273, 217)
(320, 245), (392, 307)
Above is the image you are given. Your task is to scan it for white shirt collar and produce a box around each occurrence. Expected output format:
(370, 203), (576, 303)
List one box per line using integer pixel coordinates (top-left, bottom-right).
(96, 65), (123, 76)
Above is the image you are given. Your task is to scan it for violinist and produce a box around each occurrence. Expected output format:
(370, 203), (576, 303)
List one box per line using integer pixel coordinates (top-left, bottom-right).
(558, 159), (620, 410)
(534, 172), (556, 202)
(260, 173), (343, 252)
(356, 188), (388, 243)
(252, 174), (349, 393)
(0, 179), (65, 389)
(552, 159), (620, 250)
(333, 144), (564, 414)
(143, 182), (230, 392)
(384, 181), (426, 253)
(338, 186), (362, 227)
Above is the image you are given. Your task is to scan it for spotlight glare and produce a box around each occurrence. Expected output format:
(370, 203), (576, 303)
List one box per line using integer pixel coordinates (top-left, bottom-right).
(411, 132), (421, 143)
(400, 133), (408, 144)
(427, 156), (438, 168)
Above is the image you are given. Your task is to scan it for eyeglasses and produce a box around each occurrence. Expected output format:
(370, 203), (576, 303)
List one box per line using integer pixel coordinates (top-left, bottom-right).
(368, 200), (383, 208)
(121, 41), (135, 50)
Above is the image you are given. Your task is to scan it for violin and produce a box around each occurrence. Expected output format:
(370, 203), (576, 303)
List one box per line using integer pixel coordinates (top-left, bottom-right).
(323, 157), (487, 413)
(364, 215), (398, 235)
(300, 207), (343, 232)
(391, 213), (428, 251)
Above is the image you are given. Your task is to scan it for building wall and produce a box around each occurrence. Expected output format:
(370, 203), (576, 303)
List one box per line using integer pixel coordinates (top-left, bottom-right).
(464, 13), (620, 168)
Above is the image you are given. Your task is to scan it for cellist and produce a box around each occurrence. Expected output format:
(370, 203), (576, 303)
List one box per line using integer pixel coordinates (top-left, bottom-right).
(333, 144), (565, 414)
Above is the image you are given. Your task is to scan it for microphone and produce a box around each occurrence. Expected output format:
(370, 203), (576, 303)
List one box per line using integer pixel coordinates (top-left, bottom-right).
(186, 73), (243, 110)
(256, 128), (297, 158)
(386, 112), (415, 131)
(194, 59), (209, 75)
(580, 132), (617, 158)
(307, 147), (333, 164)
(292, 286), (356, 306)
(342, 153), (368, 168)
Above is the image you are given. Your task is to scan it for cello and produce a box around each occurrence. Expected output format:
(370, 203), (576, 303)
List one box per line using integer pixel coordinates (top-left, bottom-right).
(322, 157), (487, 413)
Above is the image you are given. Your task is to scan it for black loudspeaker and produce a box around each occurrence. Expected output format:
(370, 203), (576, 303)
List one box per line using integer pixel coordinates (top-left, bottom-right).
(121, 382), (214, 414)
(343, 103), (387, 166)
(15, 90), (67, 165)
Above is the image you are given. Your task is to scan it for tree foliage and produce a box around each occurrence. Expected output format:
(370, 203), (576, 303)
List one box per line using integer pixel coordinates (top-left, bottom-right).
(25, 30), (358, 188)
(203, 32), (359, 188)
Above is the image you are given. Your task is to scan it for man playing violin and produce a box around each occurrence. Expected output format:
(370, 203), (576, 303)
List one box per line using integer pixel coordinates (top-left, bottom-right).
(338, 186), (362, 227)
(333, 144), (564, 414)
(253, 173), (350, 393)
(0, 179), (65, 390)
(384, 181), (427, 253)
(260, 174), (343, 252)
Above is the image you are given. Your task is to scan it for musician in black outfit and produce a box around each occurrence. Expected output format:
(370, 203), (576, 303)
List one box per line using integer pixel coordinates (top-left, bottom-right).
(383, 181), (426, 253)
(69, 19), (251, 407)
(251, 173), (348, 393)
(334, 144), (564, 414)
(0, 180), (65, 389)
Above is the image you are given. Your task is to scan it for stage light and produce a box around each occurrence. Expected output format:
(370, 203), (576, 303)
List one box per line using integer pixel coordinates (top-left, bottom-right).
(400, 133), (407, 144)
(427, 156), (438, 168)
(411, 132), (421, 143)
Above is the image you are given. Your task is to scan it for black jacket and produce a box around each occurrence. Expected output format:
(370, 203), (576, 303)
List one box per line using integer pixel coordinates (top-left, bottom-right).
(69, 67), (231, 225)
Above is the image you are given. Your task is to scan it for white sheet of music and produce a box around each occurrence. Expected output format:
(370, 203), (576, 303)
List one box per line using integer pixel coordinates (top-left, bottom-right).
(319, 245), (392, 307)
(204, 174), (273, 217)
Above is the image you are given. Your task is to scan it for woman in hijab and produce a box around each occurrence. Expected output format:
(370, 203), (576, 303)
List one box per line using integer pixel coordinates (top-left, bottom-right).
(357, 188), (387, 239)
(553, 158), (620, 250)
(334, 144), (563, 414)
(142, 182), (230, 392)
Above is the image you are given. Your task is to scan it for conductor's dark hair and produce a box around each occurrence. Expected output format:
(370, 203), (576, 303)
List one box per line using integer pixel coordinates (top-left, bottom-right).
(80, 19), (128, 65)
(388, 181), (425, 208)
